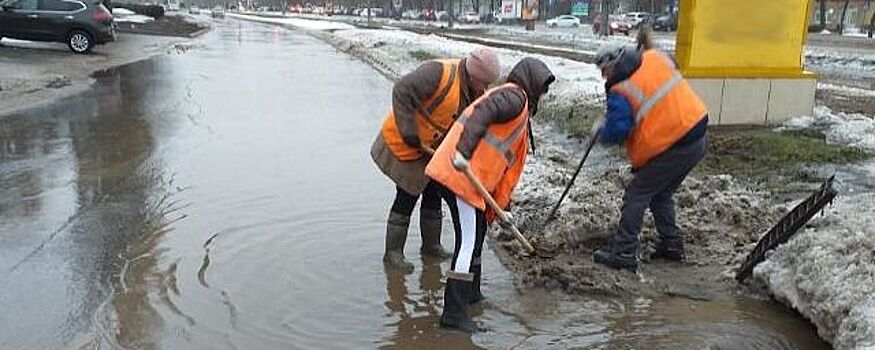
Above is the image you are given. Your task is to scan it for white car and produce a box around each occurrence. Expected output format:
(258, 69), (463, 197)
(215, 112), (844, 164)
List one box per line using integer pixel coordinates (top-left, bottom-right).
(461, 12), (480, 23)
(359, 8), (382, 17)
(546, 15), (580, 28)
(624, 12), (649, 28)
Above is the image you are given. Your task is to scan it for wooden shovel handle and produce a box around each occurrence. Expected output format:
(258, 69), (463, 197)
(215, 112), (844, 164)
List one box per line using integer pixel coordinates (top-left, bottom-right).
(460, 166), (535, 253)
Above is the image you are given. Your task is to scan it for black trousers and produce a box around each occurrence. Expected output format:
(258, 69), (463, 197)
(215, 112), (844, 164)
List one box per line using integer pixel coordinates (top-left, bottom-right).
(390, 182), (441, 216)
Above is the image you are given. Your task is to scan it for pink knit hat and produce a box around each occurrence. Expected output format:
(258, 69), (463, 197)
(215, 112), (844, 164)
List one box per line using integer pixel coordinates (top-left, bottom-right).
(466, 47), (500, 85)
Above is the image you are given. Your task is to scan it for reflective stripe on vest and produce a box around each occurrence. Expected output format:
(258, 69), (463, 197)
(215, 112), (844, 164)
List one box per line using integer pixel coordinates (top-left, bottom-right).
(456, 114), (528, 166)
(617, 72), (683, 124)
(424, 83), (530, 217)
(421, 63), (458, 121)
(609, 50), (708, 169)
(379, 59), (464, 161)
(616, 53), (684, 125)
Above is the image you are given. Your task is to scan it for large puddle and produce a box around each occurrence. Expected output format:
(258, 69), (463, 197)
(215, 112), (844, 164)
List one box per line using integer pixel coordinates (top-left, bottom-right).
(0, 19), (829, 349)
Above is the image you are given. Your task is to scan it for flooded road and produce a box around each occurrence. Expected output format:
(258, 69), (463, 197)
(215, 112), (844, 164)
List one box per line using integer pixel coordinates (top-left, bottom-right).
(1, 19), (830, 349)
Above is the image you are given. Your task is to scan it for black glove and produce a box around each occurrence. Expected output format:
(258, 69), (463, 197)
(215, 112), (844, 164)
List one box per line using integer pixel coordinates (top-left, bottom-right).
(402, 133), (421, 148)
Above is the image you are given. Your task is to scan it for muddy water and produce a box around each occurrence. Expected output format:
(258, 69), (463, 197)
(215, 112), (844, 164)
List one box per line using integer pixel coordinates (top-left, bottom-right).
(0, 19), (829, 349)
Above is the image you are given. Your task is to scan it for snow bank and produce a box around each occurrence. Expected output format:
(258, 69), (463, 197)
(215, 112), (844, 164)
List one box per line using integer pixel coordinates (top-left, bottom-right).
(781, 106), (875, 150)
(112, 7), (156, 23)
(805, 47), (875, 74)
(754, 193), (875, 350)
(756, 108), (875, 350)
(326, 28), (604, 109)
(112, 7), (135, 15)
(227, 13), (354, 30)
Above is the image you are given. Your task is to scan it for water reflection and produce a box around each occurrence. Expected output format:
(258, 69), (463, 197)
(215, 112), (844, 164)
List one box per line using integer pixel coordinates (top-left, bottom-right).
(381, 260), (485, 350)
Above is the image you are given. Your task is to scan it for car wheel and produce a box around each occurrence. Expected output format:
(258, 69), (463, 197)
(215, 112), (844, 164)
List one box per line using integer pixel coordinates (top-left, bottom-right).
(67, 30), (93, 54)
(573, 23), (579, 27)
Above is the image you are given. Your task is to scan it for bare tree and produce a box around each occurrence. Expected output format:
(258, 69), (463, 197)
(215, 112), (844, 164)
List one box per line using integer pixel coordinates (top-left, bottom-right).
(838, 0), (850, 34)
(819, 0), (827, 29)
(448, 0), (454, 28)
(870, 10), (874, 37)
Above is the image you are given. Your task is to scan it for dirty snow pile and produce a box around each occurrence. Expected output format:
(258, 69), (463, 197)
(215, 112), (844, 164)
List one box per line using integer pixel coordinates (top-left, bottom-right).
(499, 127), (783, 296)
(112, 8), (155, 24)
(320, 27), (604, 110)
(782, 106), (875, 150)
(484, 25), (677, 53)
(754, 193), (875, 350)
(805, 46), (875, 74)
(227, 13), (354, 30)
(755, 107), (875, 350)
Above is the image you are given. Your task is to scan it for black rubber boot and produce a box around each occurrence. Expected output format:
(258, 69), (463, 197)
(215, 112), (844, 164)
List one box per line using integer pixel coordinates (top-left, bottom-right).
(651, 237), (685, 261)
(470, 261), (484, 304)
(440, 273), (487, 333)
(383, 212), (414, 274)
(419, 208), (451, 260)
(593, 248), (638, 271)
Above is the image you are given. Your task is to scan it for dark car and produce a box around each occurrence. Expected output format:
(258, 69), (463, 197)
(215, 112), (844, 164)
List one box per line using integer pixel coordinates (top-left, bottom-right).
(652, 14), (677, 31)
(0, 0), (115, 53)
(593, 14), (631, 36)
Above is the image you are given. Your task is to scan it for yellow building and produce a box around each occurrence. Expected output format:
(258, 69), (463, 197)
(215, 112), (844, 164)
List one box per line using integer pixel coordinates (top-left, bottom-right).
(676, 0), (817, 125)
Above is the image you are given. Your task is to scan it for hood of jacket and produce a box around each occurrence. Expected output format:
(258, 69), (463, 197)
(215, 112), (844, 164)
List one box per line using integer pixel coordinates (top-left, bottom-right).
(507, 58), (555, 116)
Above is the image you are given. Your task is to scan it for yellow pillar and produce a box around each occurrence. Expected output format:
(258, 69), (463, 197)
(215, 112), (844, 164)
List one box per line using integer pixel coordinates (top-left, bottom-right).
(675, 0), (817, 125)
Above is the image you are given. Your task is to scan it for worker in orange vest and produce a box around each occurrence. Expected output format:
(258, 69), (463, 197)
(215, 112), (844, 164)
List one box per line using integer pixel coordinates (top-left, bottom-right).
(591, 30), (709, 271)
(426, 58), (555, 332)
(371, 48), (501, 273)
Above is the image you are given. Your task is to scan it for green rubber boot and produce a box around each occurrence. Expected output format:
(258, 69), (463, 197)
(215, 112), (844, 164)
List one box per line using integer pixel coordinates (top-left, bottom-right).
(420, 208), (451, 260)
(383, 212), (414, 274)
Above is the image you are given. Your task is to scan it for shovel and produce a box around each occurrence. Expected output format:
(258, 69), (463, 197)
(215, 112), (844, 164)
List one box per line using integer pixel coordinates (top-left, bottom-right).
(459, 165), (536, 253)
(422, 144), (536, 254)
(545, 134), (598, 222)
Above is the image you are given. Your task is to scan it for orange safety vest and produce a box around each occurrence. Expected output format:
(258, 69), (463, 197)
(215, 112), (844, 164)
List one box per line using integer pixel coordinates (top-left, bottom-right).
(381, 59), (464, 161)
(610, 50), (708, 169)
(426, 83), (530, 222)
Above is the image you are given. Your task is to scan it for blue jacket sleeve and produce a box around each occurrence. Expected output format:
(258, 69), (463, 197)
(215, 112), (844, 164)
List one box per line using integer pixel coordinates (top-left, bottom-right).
(598, 93), (634, 144)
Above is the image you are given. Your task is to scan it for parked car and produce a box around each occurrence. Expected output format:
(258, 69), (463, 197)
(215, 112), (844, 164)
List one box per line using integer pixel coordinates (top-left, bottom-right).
(592, 14), (631, 35)
(188, 5), (199, 14)
(459, 11), (479, 23)
(623, 11), (648, 28)
(0, 0), (115, 53)
(400, 9), (415, 19)
(210, 5), (223, 18)
(423, 8), (436, 21)
(652, 13), (676, 31)
(546, 14), (580, 28)
(435, 10), (448, 21)
(486, 10), (502, 23)
(359, 7), (382, 17)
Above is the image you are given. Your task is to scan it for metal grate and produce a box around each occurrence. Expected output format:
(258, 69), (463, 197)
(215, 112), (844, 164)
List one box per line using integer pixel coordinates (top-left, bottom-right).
(736, 175), (838, 282)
